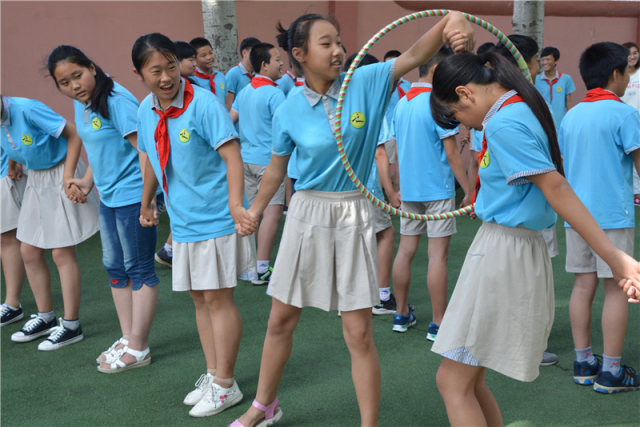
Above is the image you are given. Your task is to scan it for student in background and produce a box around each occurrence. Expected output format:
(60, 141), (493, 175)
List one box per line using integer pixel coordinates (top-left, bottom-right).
(225, 37), (261, 110)
(621, 42), (640, 206)
(383, 49), (409, 193)
(534, 46), (576, 129)
(190, 37), (228, 106)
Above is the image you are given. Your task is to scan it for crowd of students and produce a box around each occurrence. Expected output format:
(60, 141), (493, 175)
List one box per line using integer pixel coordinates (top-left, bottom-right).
(1, 10), (640, 427)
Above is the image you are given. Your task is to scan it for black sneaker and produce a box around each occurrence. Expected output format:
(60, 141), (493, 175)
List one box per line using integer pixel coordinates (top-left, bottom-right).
(155, 247), (172, 267)
(11, 315), (57, 342)
(1, 304), (24, 327)
(38, 319), (84, 351)
(373, 294), (397, 315)
(252, 267), (273, 286)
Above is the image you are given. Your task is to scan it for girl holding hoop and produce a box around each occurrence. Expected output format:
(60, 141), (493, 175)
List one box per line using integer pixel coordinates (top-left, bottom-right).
(429, 52), (640, 425)
(233, 11), (475, 427)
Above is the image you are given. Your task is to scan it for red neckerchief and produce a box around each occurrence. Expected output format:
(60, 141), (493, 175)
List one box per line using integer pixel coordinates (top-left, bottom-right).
(472, 94), (525, 203)
(542, 72), (561, 102)
(405, 86), (431, 101)
(153, 79), (194, 205)
(239, 63), (254, 81)
(581, 88), (622, 103)
(286, 70), (303, 85)
(194, 68), (216, 95)
(251, 77), (276, 89)
(286, 70), (295, 80)
(397, 81), (407, 98)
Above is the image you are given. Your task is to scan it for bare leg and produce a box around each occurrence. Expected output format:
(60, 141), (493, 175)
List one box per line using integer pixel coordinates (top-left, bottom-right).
(1, 229), (25, 307)
(392, 234), (421, 316)
(426, 236), (451, 326)
(189, 290), (217, 370)
(110, 285), (133, 338)
(569, 273), (599, 350)
(341, 308), (380, 427)
(204, 288), (242, 384)
(602, 278), (629, 357)
(256, 205), (284, 262)
(474, 367), (503, 426)
(51, 246), (81, 320)
(20, 243), (52, 313)
(237, 298), (302, 427)
(376, 226), (395, 290)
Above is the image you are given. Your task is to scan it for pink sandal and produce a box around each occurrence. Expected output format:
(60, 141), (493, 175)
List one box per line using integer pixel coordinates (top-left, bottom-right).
(229, 397), (282, 427)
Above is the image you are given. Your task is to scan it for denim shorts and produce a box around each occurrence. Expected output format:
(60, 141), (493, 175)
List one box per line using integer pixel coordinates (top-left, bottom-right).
(99, 197), (161, 290)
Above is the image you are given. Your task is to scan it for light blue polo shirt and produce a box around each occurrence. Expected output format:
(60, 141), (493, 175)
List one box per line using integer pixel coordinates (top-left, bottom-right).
(534, 72), (575, 129)
(73, 82), (143, 208)
(392, 83), (459, 202)
(559, 97), (640, 229)
(471, 128), (483, 152)
(272, 60), (395, 192)
(232, 75), (285, 166)
(285, 83), (305, 182)
(0, 146), (7, 179)
(385, 78), (410, 126)
(277, 72), (295, 96)
(0, 97), (67, 170)
(192, 67), (227, 105)
(225, 62), (253, 95)
(137, 79), (242, 243)
(475, 91), (557, 231)
(366, 118), (391, 197)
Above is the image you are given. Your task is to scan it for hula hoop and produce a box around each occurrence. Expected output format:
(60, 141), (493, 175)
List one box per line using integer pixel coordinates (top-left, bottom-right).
(335, 10), (531, 221)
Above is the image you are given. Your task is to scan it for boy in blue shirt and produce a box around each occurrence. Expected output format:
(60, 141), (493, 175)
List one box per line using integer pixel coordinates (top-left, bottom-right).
(224, 37), (260, 110)
(561, 42), (640, 393)
(230, 43), (285, 285)
(535, 46), (576, 129)
(190, 37), (227, 106)
(383, 49), (409, 193)
(391, 46), (470, 337)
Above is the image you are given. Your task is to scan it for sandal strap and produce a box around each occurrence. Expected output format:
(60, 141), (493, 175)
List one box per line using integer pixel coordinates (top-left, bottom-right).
(123, 346), (150, 361)
(252, 397), (278, 420)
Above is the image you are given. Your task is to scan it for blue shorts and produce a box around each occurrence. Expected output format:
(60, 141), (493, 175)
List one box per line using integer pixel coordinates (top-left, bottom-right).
(98, 197), (161, 291)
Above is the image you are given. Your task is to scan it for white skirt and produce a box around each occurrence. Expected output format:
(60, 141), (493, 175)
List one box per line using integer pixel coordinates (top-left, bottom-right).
(17, 158), (99, 249)
(0, 173), (28, 234)
(432, 221), (554, 382)
(268, 190), (379, 312)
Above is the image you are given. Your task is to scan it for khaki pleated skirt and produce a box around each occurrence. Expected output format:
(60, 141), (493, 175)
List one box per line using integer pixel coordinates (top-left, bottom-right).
(432, 221), (555, 382)
(17, 159), (99, 249)
(268, 190), (379, 312)
(0, 173), (28, 233)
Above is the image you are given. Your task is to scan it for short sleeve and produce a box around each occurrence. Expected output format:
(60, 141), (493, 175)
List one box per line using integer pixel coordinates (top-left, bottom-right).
(436, 124), (459, 140)
(135, 114), (147, 153)
(471, 130), (483, 152)
(377, 118), (391, 143)
(272, 110), (295, 156)
(201, 100), (238, 150)
(488, 123), (556, 185)
(268, 89), (286, 117)
(226, 69), (239, 94)
(110, 95), (139, 138)
(28, 101), (66, 138)
(566, 75), (576, 94)
(618, 109), (640, 154)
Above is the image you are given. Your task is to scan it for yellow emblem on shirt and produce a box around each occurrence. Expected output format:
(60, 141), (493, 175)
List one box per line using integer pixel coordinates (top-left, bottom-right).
(220, 83), (225, 90)
(179, 129), (190, 143)
(556, 87), (562, 93)
(92, 117), (102, 130)
(21, 135), (33, 146)
(480, 150), (490, 169)
(350, 112), (366, 129)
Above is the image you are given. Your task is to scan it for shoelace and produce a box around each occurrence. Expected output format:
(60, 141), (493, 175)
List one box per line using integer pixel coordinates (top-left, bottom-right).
(0, 304), (10, 316)
(21, 314), (47, 332)
(194, 374), (209, 391)
(47, 324), (66, 342)
(621, 365), (637, 377)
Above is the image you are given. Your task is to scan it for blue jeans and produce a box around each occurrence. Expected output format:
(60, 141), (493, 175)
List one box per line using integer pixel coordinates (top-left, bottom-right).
(99, 200), (159, 290)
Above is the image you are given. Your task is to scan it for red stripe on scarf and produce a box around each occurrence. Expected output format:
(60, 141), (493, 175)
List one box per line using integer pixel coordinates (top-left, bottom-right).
(543, 72), (561, 103)
(194, 69), (216, 95)
(405, 86), (432, 101)
(581, 88), (622, 103)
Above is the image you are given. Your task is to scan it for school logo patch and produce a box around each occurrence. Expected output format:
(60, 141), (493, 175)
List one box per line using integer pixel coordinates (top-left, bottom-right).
(556, 87), (562, 93)
(92, 117), (102, 130)
(480, 150), (490, 169)
(21, 135), (33, 146)
(350, 112), (365, 129)
(220, 83), (225, 90)
(179, 129), (190, 143)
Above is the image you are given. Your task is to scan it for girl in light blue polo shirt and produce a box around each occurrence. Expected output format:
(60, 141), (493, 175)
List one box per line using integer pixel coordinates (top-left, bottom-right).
(231, 12), (476, 427)
(428, 51), (640, 425)
(1, 94), (99, 351)
(47, 45), (163, 373)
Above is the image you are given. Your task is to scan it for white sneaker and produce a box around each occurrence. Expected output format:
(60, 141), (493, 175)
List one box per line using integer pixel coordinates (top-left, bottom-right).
(183, 373), (214, 406)
(188, 380), (243, 417)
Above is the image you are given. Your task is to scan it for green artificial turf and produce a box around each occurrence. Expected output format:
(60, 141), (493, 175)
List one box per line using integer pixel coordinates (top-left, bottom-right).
(2, 190), (639, 426)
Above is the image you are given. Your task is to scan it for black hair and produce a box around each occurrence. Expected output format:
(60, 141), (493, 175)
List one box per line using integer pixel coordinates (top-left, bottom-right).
(622, 42), (640, 70)
(189, 37), (212, 51)
(47, 45), (114, 119)
(276, 14), (340, 73)
(343, 53), (378, 72)
(132, 33), (179, 74)
(174, 41), (197, 61)
(430, 52), (563, 175)
(240, 37), (261, 55)
(579, 42), (629, 90)
(250, 42), (275, 74)
(383, 50), (402, 61)
(540, 46), (560, 61)
(419, 45), (453, 77)
(492, 35), (539, 67)
(476, 42), (494, 56)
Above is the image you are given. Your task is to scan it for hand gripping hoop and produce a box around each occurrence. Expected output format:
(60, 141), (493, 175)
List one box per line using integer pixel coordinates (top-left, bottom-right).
(335, 10), (531, 221)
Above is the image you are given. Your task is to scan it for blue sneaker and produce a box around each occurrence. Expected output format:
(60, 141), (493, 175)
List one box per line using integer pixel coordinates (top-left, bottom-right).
(574, 356), (602, 385)
(426, 322), (439, 342)
(594, 365), (640, 394)
(392, 310), (416, 333)
(252, 267), (273, 286)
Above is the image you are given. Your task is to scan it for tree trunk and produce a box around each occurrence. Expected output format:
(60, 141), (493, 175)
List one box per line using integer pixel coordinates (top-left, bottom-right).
(512, 0), (545, 57)
(201, 0), (238, 74)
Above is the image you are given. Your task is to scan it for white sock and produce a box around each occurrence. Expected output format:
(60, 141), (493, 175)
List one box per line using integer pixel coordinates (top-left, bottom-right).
(379, 287), (391, 302)
(603, 355), (622, 376)
(575, 347), (596, 364)
(38, 310), (55, 322)
(164, 243), (173, 257)
(257, 260), (269, 274)
(4, 303), (20, 311)
(62, 318), (80, 330)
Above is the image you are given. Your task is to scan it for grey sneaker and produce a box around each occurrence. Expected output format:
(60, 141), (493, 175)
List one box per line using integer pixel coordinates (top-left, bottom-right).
(540, 351), (558, 367)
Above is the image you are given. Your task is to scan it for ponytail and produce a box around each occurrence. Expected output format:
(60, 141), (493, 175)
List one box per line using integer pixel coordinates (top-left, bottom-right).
(430, 52), (563, 176)
(47, 45), (114, 119)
